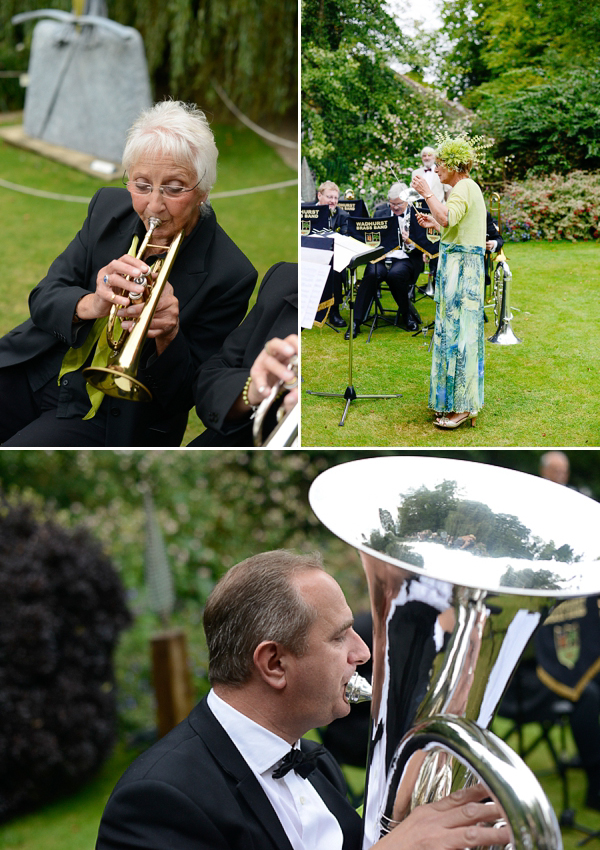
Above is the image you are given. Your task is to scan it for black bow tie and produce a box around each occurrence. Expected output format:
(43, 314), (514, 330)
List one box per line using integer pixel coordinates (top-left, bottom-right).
(424, 167), (432, 171)
(272, 745), (327, 779)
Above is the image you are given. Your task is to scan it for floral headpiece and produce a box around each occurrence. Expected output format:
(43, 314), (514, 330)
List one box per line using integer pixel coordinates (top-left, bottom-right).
(434, 132), (493, 173)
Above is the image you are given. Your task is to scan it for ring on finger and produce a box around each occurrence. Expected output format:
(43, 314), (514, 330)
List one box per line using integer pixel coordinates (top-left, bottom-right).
(110, 291), (115, 302)
(103, 274), (109, 285)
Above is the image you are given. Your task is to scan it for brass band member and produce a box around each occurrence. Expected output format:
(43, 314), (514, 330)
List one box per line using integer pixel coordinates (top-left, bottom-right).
(0, 100), (257, 447)
(190, 262), (297, 447)
(315, 180), (349, 328)
(96, 549), (510, 850)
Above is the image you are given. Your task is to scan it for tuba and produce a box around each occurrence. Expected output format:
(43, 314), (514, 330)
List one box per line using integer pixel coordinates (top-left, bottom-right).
(310, 456), (600, 850)
(488, 253), (522, 345)
(83, 217), (185, 402)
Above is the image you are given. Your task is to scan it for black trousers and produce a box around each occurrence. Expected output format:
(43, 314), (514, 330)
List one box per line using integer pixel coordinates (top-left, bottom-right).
(0, 364), (106, 447)
(353, 258), (416, 325)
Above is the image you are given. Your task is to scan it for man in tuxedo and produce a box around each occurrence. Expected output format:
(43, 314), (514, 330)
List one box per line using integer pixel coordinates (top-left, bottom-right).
(411, 146), (445, 203)
(96, 550), (510, 850)
(346, 183), (435, 339)
(315, 181), (349, 328)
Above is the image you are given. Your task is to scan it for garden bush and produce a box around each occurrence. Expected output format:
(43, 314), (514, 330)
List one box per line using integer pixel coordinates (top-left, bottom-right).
(0, 500), (131, 822)
(500, 170), (600, 242)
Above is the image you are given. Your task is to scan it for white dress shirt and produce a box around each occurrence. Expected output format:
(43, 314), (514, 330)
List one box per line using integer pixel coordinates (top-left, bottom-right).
(387, 207), (412, 260)
(207, 689), (344, 850)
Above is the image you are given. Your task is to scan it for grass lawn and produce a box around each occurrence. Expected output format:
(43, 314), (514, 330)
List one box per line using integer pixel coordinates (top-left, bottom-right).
(0, 115), (297, 445)
(301, 241), (600, 447)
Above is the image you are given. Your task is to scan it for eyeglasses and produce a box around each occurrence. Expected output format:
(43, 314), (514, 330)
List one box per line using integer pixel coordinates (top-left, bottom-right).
(124, 177), (201, 199)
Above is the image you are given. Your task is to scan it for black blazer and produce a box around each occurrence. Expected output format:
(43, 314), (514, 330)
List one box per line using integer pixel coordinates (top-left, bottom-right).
(192, 262), (297, 445)
(371, 206), (435, 282)
(95, 698), (363, 850)
(0, 188), (257, 446)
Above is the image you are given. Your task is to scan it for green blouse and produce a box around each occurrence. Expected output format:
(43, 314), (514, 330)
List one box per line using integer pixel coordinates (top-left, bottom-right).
(441, 178), (486, 249)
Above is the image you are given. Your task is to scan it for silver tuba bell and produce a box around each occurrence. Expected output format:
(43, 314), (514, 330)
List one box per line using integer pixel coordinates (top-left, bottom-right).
(310, 456), (600, 850)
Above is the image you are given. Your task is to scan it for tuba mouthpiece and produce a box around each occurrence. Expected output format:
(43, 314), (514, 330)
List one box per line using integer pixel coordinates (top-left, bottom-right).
(345, 672), (372, 704)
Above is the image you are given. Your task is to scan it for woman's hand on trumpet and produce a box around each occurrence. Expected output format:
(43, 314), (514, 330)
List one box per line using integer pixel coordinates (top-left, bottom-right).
(119, 280), (180, 356)
(73, 255), (152, 321)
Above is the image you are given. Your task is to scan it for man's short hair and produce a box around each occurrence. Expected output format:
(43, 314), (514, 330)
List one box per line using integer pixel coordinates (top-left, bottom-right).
(388, 182), (408, 200)
(204, 550), (325, 686)
(421, 146), (435, 156)
(317, 180), (339, 194)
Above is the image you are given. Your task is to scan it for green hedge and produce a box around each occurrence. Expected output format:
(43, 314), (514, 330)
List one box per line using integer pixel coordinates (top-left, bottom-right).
(501, 170), (600, 242)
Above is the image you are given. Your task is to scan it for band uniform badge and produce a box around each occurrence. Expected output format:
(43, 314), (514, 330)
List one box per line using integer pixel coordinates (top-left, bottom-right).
(553, 622), (580, 670)
(301, 219), (311, 236)
(365, 231), (381, 248)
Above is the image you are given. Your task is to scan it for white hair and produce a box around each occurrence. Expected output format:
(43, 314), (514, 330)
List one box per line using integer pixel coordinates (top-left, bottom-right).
(388, 182), (408, 199)
(122, 100), (218, 195)
(421, 146), (435, 156)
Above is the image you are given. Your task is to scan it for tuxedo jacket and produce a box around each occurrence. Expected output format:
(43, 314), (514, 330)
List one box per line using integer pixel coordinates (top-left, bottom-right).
(95, 698), (363, 850)
(370, 206), (435, 282)
(192, 262), (297, 445)
(0, 188), (257, 446)
(485, 213), (504, 288)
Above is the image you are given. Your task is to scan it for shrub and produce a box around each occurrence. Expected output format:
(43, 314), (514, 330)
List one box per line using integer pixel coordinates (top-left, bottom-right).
(477, 68), (600, 180)
(500, 170), (600, 242)
(0, 500), (131, 822)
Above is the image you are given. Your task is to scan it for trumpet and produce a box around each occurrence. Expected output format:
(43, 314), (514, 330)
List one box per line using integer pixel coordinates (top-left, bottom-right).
(252, 354), (298, 447)
(83, 218), (184, 402)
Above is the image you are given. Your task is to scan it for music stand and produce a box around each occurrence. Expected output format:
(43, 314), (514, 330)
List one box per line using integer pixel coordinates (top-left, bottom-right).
(306, 244), (403, 426)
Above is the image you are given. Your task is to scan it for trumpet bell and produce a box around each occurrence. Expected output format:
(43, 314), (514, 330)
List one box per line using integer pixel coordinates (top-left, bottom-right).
(310, 456), (600, 848)
(80, 365), (153, 402)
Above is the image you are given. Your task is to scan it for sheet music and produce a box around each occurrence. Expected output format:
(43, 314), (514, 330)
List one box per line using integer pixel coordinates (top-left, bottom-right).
(300, 247), (332, 329)
(331, 233), (377, 272)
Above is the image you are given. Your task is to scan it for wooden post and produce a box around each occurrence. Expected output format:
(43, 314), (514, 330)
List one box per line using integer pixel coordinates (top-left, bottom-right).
(151, 628), (193, 738)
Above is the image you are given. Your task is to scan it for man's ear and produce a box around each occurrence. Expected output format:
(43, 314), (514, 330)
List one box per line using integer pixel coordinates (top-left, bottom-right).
(253, 640), (288, 690)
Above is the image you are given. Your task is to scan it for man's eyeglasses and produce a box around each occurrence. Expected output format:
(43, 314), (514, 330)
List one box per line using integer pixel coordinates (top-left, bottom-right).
(124, 177), (201, 199)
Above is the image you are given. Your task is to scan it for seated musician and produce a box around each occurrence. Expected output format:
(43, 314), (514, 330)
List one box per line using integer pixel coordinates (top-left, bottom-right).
(0, 100), (257, 447)
(189, 262), (297, 447)
(485, 212), (504, 288)
(483, 212), (504, 322)
(314, 180), (349, 328)
(345, 183), (433, 339)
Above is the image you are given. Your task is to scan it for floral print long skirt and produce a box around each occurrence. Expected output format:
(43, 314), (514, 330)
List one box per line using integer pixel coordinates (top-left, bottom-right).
(429, 242), (485, 414)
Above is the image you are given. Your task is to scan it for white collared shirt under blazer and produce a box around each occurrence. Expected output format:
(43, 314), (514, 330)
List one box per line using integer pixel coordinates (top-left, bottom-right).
(207, 690), (344, 850)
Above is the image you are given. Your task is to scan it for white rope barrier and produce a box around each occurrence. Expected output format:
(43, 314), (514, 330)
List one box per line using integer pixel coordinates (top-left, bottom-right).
(0, 176), (298, 204)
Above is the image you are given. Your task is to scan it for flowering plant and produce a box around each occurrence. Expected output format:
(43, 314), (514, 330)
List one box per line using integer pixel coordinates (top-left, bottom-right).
(500, 171), (600, 242)
(434, 132), (494, 172)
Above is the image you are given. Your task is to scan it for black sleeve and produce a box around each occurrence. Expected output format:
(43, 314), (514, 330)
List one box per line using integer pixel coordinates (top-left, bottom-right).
(96, 780), (233, 850)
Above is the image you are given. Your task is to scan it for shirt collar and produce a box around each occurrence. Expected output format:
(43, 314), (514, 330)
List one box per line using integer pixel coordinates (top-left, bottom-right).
(207, 689), (296, 775)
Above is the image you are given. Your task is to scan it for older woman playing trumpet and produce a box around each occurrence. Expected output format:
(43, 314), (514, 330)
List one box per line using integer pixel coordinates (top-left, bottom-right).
(0, 100), (257, 447)
(412, 134), (487, 430)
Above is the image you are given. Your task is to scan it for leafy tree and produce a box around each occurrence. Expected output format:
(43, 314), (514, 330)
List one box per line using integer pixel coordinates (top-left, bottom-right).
(475, 69), (600, 177)
(302, 0), (465, 200)
(4, 0), (296, 120)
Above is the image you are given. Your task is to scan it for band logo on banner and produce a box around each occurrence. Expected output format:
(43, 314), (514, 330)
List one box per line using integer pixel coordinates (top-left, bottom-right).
(413, 198), (439, 244)
(345, 216), (397, 255)
(300, 204), (329, 235)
